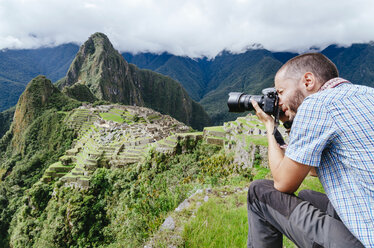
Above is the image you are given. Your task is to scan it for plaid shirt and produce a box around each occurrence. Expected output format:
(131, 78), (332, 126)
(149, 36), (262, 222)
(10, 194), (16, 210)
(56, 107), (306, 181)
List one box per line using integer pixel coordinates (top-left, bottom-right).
(286, 78), (374, 247)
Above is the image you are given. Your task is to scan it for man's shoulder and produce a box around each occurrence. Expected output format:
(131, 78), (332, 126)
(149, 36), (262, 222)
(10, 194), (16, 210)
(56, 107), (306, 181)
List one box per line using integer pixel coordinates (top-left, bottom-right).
(304, 83), (374, 105)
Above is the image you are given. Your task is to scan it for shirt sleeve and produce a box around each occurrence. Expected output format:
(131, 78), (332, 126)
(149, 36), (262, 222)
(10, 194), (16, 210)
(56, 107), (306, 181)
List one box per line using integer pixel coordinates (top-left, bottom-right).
(285, 96), (337, 167)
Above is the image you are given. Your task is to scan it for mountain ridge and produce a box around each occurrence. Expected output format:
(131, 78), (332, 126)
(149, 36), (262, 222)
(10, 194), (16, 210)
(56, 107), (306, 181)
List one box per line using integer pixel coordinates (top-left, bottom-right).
(57, 33), (210, 130)
(2, 38), (374, 126)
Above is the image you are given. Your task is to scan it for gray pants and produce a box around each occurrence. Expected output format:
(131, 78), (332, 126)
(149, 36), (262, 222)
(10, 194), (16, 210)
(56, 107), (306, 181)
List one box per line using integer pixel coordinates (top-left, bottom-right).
(247, 179), (364, 248)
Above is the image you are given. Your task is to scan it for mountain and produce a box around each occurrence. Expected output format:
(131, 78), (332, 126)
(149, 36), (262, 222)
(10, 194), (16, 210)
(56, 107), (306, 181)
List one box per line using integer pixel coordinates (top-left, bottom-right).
(125, 49), (285, 124)
(0, 72), (275, 247)
(57, 33), (210, 130)
(200, 50), (283, 124)
(0, 107), (15, 139)
(0, 44), (79, 112)
(123, 52), (208, 101)
(124, 45), (374, 124)
(3, 39), (374, 126)
(0, 73), (204, 247)
(0, 76), (81, 246)
(321, 43), (374, 87)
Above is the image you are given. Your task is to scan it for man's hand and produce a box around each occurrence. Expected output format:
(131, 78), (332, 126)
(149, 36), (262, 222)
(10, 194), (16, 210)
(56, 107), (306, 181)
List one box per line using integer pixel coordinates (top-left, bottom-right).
(251, 100), (311, 193)
(251, 100), (274, 132)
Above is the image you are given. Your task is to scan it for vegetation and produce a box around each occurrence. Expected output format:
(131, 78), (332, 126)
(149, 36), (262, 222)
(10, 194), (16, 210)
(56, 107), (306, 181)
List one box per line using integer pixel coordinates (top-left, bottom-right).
(0, 76), (80, 247)
(183, 172), (323, 248)
(7, 140), (249, 247)
(0, 43), (79, 111)
(0, 33), (345, 248)
(0, 106), (15, 139)
(99, 112), (125, 123)
(183, 188), (248, 248)
(62, 83), (98, 103)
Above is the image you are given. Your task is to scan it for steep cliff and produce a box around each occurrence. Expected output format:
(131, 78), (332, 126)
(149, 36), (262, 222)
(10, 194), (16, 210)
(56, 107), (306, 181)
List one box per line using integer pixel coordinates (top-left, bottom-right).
(11, 76), (80, 154)
(0, 76), (80, 247)
(57, 33), (210, 130)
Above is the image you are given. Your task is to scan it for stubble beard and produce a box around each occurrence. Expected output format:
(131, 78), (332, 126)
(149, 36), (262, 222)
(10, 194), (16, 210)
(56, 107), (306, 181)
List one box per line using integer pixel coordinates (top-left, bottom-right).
(287, 88), (306, 121)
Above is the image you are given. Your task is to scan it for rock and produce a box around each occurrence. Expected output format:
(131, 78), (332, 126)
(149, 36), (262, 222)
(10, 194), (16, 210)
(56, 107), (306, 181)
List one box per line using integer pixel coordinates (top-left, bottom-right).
(195, 189), (203, 194)
(175, 199), (190, 212)
(161, 216), (175, 231)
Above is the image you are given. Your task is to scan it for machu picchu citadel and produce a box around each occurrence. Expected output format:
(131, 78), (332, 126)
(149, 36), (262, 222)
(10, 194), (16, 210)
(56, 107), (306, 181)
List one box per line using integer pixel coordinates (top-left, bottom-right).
(40, 103), (281, 189)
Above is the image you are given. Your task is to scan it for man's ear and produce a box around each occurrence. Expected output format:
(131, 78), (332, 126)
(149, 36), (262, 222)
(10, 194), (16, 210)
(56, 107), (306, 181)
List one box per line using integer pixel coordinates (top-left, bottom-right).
(303, 72), (318, 92)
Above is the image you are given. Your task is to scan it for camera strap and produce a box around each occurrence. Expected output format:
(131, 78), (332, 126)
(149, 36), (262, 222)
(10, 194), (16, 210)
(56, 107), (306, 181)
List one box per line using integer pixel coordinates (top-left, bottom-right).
(272, 95), (280, 135)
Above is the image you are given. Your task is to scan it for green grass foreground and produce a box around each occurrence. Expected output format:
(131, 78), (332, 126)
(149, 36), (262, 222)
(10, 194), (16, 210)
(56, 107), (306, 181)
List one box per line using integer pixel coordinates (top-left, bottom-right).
(183, 190), (248, 248)
(182, 166), (324, 248)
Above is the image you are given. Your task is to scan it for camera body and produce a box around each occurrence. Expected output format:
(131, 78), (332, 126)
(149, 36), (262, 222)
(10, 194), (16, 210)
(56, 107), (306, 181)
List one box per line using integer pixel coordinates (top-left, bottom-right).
(227, 88), (279, 116)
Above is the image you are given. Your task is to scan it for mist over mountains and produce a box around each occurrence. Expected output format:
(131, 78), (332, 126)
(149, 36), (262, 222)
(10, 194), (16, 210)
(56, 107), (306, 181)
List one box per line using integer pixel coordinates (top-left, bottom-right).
(2, 36), (374, 125)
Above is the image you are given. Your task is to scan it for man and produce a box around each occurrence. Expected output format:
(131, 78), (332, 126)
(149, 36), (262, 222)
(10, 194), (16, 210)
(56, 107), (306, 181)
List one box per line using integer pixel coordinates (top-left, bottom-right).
(247, 53), (373, 247)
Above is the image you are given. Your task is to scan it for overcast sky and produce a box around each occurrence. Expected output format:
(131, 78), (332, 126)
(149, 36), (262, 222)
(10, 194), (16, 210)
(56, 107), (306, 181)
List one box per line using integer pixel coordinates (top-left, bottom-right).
(0, 0), (374, 58)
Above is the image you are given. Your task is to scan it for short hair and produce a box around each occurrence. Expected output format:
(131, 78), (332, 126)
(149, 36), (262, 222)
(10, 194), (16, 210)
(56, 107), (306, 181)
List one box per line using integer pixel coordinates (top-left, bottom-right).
(278, 53), (339, 85)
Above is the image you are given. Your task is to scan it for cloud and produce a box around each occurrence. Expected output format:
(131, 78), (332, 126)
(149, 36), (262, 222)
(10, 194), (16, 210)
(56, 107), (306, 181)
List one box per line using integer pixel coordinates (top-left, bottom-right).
(0, 0), (374, 58)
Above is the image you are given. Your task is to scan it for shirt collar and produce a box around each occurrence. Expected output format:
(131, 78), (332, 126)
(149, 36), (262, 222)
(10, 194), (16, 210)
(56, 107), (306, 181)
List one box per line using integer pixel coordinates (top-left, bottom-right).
(318, 77), (351, 92)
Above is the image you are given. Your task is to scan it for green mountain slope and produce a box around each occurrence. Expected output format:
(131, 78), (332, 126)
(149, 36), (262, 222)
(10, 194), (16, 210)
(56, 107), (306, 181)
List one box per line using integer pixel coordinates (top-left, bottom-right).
(0, 78), (24, 114)
(0, 74), (320, 247)
(0, 76), (81, 247)
(123, 52), (208, 101)
(0, 107), (15, 139)
(200, 52), (283, 125)
(322, 43), (374, 87)
(0, 44), (79, 111)
(124, 50), (286, 125)
(58, 33), (210, 130)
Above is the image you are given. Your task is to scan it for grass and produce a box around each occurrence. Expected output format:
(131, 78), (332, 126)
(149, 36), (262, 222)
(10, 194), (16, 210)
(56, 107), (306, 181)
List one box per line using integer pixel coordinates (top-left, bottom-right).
(206, 136), (228, 141)
(99, 112), (125, 123)
(177, 132), (203, 137)
(236, 118), (255, 128)
(248, 120), (266, 130)
(204, 126), (225, 132)
(182, 175), (323, 248)
(110, 108), (124, 115)
(252, 166), (271, 180)
(245, 135), (268, 146)
(183, 190), (248, 248)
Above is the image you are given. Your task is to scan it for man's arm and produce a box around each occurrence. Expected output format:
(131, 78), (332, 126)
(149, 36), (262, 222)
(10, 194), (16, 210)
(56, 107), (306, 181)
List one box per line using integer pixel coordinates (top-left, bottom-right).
(251, 100), (312, 194)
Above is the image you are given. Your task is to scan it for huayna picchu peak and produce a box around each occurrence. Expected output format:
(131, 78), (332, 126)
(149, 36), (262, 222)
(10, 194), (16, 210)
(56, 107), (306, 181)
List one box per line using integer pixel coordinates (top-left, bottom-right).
(57, 32), (211, 130)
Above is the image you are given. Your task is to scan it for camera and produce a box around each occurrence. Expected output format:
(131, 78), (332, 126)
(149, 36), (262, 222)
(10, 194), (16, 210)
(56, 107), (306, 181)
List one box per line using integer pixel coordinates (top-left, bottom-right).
(227, 88), (293, 131)
(227, 88), (279, 116)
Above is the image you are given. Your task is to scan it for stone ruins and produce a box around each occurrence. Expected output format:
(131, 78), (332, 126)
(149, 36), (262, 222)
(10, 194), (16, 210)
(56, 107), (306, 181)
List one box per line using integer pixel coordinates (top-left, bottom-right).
(41, 104), (285, 189)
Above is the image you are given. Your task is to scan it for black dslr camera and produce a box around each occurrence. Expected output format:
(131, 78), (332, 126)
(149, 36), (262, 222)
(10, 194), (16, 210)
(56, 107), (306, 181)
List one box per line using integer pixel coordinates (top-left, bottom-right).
(227, 88), (291, 145)
(227, 88), (279, 116)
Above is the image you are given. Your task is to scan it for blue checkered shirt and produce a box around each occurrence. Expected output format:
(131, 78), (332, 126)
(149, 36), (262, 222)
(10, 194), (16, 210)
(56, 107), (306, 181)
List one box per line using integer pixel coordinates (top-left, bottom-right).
(286, 80), (374, 247)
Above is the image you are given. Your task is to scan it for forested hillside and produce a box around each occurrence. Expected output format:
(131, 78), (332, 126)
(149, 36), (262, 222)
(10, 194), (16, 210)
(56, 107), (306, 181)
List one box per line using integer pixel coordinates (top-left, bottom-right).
(2, 37), (374, 125)
(0, 44), (79, 111)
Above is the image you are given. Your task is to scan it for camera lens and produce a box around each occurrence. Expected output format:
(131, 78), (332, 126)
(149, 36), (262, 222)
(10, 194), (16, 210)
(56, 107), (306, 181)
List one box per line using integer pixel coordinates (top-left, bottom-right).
(227, 92), (262, 112)
(227, 92), (245, 112)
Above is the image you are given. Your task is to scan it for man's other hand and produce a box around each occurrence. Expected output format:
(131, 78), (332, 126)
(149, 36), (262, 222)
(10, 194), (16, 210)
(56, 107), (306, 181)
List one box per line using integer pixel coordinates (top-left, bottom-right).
(251, 99), (274, 131)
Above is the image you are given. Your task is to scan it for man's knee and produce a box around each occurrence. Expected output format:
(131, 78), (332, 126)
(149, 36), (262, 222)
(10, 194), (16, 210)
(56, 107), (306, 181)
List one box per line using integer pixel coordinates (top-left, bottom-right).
(248, 179), (303, 218)
(248, 179), (274, 205)
(298, 189), (313, 201)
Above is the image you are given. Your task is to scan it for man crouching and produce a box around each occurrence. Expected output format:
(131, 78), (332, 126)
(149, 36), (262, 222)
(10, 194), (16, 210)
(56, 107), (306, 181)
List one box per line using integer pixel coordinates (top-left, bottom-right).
(247, 53), (372, 247)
